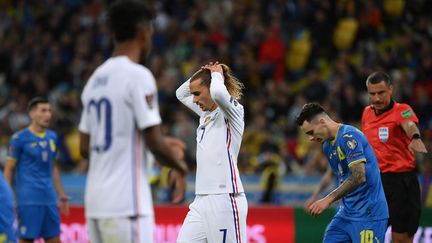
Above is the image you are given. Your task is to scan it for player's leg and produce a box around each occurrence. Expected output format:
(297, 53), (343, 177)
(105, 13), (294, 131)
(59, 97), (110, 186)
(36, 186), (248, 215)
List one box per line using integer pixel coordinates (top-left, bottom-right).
(87, 218), (104, 243)
(94, 216), (153, 243)
(393, 172), (421, 243)
(322, 217), (350, 243)
(177, 196), (207, 243)
(17, 205), (44, 242)
(41, 205), (61, 243)
(349, 219), (387, 243)
(382, 172), (420, 243)
(132, 215), (154, 243)
(0, 204), (16, 243)
(204, 193), (248, 243)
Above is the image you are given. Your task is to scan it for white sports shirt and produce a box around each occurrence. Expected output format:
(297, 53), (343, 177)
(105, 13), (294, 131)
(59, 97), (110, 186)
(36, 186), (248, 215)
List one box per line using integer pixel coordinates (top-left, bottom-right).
(79, 56), (161, 218)
(176, 72), (244, 194)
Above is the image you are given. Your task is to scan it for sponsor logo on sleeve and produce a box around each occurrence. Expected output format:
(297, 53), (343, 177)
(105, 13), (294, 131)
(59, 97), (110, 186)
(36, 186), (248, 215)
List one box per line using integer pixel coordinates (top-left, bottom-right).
(378, 127), (389, 142)
(349, 151), (364, 159)
(401, 108), (413, 118)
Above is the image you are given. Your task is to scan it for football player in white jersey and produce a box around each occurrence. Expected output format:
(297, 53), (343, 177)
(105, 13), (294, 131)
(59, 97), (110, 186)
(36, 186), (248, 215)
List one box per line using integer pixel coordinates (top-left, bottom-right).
(78, 1), (188, 243)
(176, 62), (248, 243)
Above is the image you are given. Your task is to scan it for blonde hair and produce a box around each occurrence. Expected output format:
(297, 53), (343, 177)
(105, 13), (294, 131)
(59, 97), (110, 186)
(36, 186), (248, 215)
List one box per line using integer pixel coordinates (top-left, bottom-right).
(190, 64), (245, 100)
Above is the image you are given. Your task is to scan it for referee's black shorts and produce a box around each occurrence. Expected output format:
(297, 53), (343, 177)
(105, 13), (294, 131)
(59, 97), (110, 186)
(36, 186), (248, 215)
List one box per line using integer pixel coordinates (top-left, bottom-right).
(381, 171), (421, 236)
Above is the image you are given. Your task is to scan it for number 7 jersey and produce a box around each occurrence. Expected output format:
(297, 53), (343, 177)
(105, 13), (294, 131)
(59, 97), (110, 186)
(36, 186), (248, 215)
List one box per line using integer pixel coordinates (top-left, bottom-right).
(79, 56), (161, 218)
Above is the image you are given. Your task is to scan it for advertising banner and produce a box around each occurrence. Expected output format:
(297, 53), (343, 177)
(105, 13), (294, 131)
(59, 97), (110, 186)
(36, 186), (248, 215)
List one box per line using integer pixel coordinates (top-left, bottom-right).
(58, 206), (294, 243)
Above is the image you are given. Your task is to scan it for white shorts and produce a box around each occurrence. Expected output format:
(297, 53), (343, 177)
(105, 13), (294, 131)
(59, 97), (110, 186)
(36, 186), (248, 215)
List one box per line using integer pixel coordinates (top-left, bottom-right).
(177, 193), (248, 243)
(87, 215), (154, 243)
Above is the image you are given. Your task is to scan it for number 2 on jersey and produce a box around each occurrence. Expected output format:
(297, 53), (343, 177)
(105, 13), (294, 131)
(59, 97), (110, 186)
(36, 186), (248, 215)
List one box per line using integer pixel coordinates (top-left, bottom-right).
(88, 98), (112, 152)
(360, 229), (374, 243)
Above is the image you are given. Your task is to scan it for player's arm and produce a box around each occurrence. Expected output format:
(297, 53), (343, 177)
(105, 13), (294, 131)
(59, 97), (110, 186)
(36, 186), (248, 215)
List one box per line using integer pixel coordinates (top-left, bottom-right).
(327, 161), (366, 202)
(176, 78), (204, 116)
(144, 126), (188, 203)
(304, 168), (333, 209)
(308, 161), (366, 216)
(206, 66), (244, 131)
(79, 132), (90, 159)
(53, 159), (70, 216)
(143, 125), (188, 175)
(4, 135), (20, 185)
(3, 158), (17, 185)
(401, 120), (428, 154)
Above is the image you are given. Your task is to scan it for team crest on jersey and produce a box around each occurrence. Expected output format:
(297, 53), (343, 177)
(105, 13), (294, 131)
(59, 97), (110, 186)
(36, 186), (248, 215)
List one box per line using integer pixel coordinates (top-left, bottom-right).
(346, 139), (358, 150)
(145, 94), (154, 109)
(378, 127), (389, 142)
(39, 141), (47, 148)
(204, 116), (211, 124)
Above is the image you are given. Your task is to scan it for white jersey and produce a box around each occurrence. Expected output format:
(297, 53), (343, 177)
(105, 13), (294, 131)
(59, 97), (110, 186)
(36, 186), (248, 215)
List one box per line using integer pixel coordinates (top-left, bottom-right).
(176, 72), (244, 194)
(79, 56), (161, 218)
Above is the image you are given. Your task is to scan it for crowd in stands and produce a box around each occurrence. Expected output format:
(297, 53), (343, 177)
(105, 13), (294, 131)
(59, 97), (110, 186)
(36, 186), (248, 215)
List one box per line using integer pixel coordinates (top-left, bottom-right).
(0, 0), (431, 202)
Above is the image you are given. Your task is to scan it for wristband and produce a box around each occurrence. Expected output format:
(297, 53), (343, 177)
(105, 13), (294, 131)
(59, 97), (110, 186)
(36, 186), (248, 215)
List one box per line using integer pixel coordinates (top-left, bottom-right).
(411, 133), (421, 140)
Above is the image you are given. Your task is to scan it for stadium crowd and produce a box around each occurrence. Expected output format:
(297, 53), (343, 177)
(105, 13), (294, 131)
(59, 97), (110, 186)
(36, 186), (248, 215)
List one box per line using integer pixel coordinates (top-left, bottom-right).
(0, 0), (431, 203)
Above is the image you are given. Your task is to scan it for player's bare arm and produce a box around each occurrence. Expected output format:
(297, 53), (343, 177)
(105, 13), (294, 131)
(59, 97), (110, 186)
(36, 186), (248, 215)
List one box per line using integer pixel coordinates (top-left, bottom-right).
(305, 168), (332, 209)
(329, 161), (366, 202)
(308, 161), (366, 216)
(401, 120), (428, 154)
(3, 159), (17, 185)
(144, 125), (188, 175)
(79, 132), (90, 159)
(53, 160), (70, 216)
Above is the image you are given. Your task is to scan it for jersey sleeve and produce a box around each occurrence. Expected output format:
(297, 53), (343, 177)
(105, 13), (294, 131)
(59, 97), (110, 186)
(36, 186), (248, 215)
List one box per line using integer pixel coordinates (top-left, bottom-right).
(360, 106), (370, 131)
(209, 72), (244, 133)
(7, 133), (21, 161)
(396, 103), (419, 125)
(129, 70), (162, 130)
(339, 131), (367, 167)
(175, 79), (204, 116)
(78, 95), (90, 134)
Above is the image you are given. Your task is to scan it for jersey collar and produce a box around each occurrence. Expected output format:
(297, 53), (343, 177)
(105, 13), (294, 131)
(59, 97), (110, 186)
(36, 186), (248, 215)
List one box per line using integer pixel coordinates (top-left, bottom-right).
(330, 124), (343, 146)
(373, 100), (394, 116)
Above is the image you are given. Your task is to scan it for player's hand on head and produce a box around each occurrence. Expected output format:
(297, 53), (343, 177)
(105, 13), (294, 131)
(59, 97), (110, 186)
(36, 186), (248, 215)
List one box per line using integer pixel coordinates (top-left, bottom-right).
(202, 61), (223, 75)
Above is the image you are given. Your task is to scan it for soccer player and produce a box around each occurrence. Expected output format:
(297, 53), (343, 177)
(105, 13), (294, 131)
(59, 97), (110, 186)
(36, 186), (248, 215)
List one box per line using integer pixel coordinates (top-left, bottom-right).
(176, 62), (248, 243)
(4, 97), (69, 243)
(78, 1), (188, 243)
(0, 173), (15, 243)
(296, 103), (388, 243)
(362, 72), (427, 243)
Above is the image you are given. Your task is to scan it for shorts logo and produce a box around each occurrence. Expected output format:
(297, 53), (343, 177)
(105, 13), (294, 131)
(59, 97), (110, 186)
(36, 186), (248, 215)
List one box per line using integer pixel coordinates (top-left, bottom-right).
(378, 127), (389, 142)
(346, 139), (358, 150)
(20, 226), (26, 235)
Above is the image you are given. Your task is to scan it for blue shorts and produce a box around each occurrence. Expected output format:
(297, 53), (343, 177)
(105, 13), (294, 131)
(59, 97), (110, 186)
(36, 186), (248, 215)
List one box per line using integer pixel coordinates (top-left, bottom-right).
(323, 216), (387, 243)
(0, 213), (16, 243)
(17, 205), (60, 239)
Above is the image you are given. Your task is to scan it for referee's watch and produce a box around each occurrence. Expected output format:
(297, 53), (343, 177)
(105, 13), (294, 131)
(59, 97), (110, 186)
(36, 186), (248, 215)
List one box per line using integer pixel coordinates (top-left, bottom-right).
(411, 133), (421, 140)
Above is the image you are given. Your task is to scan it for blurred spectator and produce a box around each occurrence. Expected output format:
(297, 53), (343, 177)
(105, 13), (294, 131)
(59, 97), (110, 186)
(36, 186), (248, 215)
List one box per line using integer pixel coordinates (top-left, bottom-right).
(0, 0), (430, 194)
